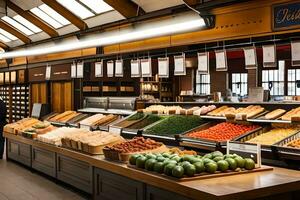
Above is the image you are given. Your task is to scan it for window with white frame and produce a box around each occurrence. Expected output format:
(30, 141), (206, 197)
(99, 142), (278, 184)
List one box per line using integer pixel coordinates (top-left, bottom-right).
(231, 73), (248, 96)
(262, 60), (285, 96)
(288, 67), (300, 96)
(196, 72), (210, 95)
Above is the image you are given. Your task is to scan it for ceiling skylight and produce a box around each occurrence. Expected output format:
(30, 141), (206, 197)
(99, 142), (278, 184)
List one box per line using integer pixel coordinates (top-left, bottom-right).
(0, 34), (11, 43)
(80, 0), (113, 14)
(13, 15), (42, 33)
(0, 28), (18, 41)
(57, 0), (95, 19)
(31, 7), (63, 29)
(39, 4), (71, 26)
(1, 16), (34, 35)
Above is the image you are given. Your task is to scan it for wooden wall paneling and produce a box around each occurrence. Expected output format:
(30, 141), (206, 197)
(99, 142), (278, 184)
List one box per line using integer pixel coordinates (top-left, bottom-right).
(47, 50), (82, 62)
(64, 81), (73, 111)
(0, 59), (8, 68)
(81, 48), (97, 57)
(248, 69), (257, 89)
(11, 57), (27, 66)
(51, 81), (73, 113)
(30, 83), (48, 113)
(209, 59), (228, 96)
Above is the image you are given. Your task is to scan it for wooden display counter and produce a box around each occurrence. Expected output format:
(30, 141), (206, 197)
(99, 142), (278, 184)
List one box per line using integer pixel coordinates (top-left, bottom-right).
(4, 132), (300, 200)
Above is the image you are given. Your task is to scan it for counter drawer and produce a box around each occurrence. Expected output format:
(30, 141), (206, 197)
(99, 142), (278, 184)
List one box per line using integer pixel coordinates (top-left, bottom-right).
(146, 185), (191, 200)
(7, 139), (31, 167)
(94, 168), (145, 200)
(56, 154), (92, 194)
(32, 147), (56, 177)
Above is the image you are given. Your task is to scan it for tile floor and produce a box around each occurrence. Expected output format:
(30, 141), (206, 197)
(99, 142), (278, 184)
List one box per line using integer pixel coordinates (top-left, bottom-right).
(0, 155), (89, 200)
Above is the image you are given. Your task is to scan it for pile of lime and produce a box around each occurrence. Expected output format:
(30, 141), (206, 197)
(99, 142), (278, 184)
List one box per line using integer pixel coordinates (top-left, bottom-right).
(129, 151), (256, 178)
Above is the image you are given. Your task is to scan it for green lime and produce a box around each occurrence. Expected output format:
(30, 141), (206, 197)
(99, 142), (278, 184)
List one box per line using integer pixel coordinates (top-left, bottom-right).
(146, 154), (157, 160)
(156, 156), (166, 162)
(205, 162), (218, 173)
(190, 158), (202, 164)
(185, 164), (196, 177)
(244, 158), (255, 170)
(182, 162), (192, 171)
(145, 159), (157, 171)
(202, 158), (214, 165)
(225, 158), (237, 170)
(162, 152), (171, 158)
(212, 151), (224, 158)
(136, 156), (147, 168)
(164, 163), (176, 176)
(224, 154), (234, 159)
(234, 156), (245, 168)
(217, 160), (229, 172)
(172, 166), (185, 178)
(171, 155), (181, 162)
(182, 155), (194, 162)
(193, 161), (205, 173)
(203, 153), (213, 159)
(153, 162), (164, 173)
(129, 154), (141, 165)
(213, 156), (224, 162)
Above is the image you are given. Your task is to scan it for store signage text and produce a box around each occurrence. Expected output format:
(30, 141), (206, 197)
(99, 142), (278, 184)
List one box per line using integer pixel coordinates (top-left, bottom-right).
(273, 1), (300, 30)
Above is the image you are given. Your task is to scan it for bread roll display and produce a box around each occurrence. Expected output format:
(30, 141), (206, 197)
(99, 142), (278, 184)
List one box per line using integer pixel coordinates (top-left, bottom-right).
(281, 107), (300, 121)
(265, 109), (286, 120)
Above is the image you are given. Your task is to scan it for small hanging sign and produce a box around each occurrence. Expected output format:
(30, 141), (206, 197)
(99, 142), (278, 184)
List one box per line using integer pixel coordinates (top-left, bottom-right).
(197, 52), (209, 74)
(215, 50), (228, 71)
(244, 47), (257, 69)
(131, 59), (141, 77)
(291, 41), (300, 66)
(174, 53), (186, 76)
(95, 61), (103, 77)
(115, 59), (124, 77)
(45, 65), (51, 80)
(107, 60), (114, 77)
(158, 57), (169, 78)
(263, 45), (276, 68)
(71, 62), (76, 78)
(141, 58), (152, 77)
(76, 61), (84, 78)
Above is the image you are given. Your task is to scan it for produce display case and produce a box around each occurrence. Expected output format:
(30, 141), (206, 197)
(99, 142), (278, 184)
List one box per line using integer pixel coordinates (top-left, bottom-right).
(178, 122), (262, 152)
(275, 132), (300, 161)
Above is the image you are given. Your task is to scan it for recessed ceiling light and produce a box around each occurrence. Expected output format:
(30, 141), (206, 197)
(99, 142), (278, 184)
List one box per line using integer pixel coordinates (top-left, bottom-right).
(1, 16), (34, 35)
(80, 0), (113, 14)
(39, 4), (70, 26)
(31, 7), (63, 29)
(13, 15), (42, 33)
(57, 0), (95, 19)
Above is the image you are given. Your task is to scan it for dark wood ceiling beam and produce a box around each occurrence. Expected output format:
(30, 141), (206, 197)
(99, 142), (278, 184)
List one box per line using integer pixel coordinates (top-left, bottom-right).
(0, 20), (31, 44)
(0, 42), (8, 50)
(7, 1), (58, 37)
(103, 0), (145, 18)
(183, 0), (201, 6)
(41, 0), (88, 30)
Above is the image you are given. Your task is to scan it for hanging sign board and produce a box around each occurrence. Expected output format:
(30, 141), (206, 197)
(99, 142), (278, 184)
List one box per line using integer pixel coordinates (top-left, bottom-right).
(215, 50), (228, 71)
(71, 62), (76, 78)
(0, 73), (4, 85)
(263, 45), (276, 68)
(244, 47), (257, 69)
(107, 60), (114, 77)
(95, 61), (103, 77)
(174, 54), (186, 76)
(4, 71), (10, 84)
(291, 41), (300, 66)
(115, 59), (124, 77)
(76, 62), (84, 78)
(10, 71), (16, 84)
(45, 65), (51, 80)
(197, 52), (209, 74)
(131, 59), (141, 77)
(273, 1), (300, 31)
(158, 57), (169, 78)
(141, 58), (152, 77)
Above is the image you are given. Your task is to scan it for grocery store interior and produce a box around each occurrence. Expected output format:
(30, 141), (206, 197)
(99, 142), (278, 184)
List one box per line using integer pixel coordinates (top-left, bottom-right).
(1, 0), (300, 199)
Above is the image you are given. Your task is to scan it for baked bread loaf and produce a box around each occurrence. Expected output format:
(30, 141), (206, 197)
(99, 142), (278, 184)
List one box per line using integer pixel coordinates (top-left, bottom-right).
(265, 109), (286, 120)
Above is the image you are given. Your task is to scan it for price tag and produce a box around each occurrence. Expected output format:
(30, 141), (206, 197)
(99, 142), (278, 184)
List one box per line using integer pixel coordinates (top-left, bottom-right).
(158, 57), (169, 78)
(227, 141), (261, 167)
(45, 65), (51, 80)
(95, 61), (103, 77)
(131, 59), (141, 77)
(174, 54), (186, 76)
(215, 50), (227, 71)
(109, 126), (122, 135)
(197, 52), (209, 74)
(80, 124), (90, 131)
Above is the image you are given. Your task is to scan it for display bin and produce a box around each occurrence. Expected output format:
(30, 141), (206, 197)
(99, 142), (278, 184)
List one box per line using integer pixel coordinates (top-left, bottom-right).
(32, 147), (56, 178)
(7, 139), (32, 167)
(178, 122), (263, 152)
(275, 132), (300, 161)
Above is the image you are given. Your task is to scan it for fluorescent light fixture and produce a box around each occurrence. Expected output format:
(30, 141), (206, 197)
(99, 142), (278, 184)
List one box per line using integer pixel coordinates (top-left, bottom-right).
(39, 4), (71, 26)
(57, 0), (95, 19)
(13, 15), (42, 33)
(0, 28), (18, 40)
(31, 7), (63, 29)
(0, 34), (11, 43)
(80, 0), (113, 14)
(0, 13), (206, 58)
(1, 16), (34, 35)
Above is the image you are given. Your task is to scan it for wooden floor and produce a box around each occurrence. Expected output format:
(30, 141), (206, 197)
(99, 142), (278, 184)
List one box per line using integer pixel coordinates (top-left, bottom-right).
(0, 155), (88, 200)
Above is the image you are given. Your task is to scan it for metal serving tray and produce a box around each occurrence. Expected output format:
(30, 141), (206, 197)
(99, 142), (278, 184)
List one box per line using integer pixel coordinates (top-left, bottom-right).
(179, 122), (262, 152)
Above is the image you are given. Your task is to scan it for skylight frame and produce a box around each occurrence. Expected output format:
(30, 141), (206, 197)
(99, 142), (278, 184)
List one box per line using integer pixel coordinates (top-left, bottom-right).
(38, 4), (71, 26)
(57, 0), (95, 19)
(0, 33), (11, 43)
(79, 0), (113, 14)
(1, 16), (34, 36)
(30, 7), (63, 29)
(0, 28), (18, 41)
(13, 15), (42, 33)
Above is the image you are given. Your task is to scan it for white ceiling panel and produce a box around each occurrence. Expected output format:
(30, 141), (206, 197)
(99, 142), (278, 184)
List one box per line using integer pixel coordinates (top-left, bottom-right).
(85, 11), (125, 28)
(132, 0), (184, 12)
